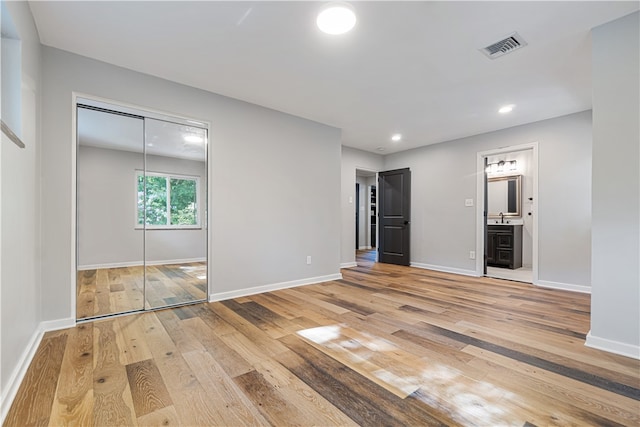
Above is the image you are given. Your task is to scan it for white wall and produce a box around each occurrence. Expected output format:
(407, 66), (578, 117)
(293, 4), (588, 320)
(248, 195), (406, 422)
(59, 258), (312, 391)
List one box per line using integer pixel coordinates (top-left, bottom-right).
(41, 46), (342, 321)
(341, 146), (383, 267)
(1, 38), (21, 135)
(0, 0), (41, 416)
(78, 146), (206, 268)
(384, 111), (592, 287)
(589, 11), (639, 358)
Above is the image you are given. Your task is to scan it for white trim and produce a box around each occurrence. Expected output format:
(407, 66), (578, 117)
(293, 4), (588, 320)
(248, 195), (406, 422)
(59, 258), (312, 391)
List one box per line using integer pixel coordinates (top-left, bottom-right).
(74, 92), (211, 129)
(355, 167), (379, 259)
(1, 327), (43, 424)
(71, 93), (79, 330)
(72, 92), (213, 322)
(77, 257), (206, 271)
(340, 262), (358, 268)
(411, 262), (479, 277)
(206, 127), (212, 312)
(585, 331), (640, 360)
(40, 317), (76, 331)
(535, 280), (591, 294)
(358, 246), (372, 250)
(476, 142), (539, 284)
(0, 315), (76, 425)
(208, 273), (342, 302)
(78, 261), (142, 271)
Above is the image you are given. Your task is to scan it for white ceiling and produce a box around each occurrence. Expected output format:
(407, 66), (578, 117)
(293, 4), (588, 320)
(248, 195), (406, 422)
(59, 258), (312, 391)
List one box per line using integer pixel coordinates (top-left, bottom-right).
(30, 1), (638, 155)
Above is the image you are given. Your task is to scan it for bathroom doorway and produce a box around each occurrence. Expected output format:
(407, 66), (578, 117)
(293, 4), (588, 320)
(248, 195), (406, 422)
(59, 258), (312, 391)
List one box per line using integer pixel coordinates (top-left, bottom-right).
(477, 143), (538, 284)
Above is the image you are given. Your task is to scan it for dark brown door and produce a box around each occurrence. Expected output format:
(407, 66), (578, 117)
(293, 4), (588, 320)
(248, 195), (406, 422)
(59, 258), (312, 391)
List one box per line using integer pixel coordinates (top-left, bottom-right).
(378, 168), (411, 265)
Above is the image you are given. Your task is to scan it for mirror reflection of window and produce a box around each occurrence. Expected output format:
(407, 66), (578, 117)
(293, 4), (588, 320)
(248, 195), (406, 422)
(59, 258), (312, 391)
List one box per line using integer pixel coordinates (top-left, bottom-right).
(136, 172), (200, 228)
(143, 118), (207, 310)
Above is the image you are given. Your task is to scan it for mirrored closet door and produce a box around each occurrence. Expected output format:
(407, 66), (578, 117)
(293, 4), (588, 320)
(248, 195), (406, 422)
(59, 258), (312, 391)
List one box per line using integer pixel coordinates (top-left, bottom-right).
(76, 99), (208, 320)
(142, 118), (208, 310)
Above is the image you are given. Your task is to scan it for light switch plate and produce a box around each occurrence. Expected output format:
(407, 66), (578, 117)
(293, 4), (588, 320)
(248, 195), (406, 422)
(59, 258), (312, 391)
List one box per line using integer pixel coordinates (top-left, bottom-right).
(465, 198), (474, 207)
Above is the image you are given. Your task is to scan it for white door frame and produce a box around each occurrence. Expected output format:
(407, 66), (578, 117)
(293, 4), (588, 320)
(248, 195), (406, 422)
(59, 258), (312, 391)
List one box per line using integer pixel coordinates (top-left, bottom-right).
(475, 142), (539, 283)
(355, 167), (379, 259)
(71, 92), (212, 322)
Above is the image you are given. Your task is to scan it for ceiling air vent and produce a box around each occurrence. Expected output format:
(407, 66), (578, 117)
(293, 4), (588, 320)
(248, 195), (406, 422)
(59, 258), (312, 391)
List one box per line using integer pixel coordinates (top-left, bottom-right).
(480, 32), (527, 59)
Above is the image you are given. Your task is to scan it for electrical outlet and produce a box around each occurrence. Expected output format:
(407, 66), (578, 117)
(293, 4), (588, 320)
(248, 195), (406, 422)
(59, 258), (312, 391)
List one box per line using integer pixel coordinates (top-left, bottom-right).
(469, 251), (476, 260)
(465, 198), (474, 207)
(306, 256), (312, 265)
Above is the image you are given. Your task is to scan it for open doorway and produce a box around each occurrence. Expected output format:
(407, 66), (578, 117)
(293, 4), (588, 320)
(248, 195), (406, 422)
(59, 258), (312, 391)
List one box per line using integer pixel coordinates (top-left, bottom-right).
(477, 143), (538, 284)
(355, 169), (377, 261)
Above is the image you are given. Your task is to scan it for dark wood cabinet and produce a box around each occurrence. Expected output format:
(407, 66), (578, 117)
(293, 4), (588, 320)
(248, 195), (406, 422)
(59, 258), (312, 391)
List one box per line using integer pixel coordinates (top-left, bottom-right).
(487, 225), (522, 269)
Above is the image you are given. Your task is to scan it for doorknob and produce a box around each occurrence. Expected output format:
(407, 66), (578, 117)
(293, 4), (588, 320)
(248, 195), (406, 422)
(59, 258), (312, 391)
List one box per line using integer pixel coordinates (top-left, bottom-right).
(404, 220), (410, 225)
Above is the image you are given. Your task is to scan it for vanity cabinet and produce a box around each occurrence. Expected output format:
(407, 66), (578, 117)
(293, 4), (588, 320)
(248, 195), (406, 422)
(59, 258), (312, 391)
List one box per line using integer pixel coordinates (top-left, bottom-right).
(487, 225), (522, 269)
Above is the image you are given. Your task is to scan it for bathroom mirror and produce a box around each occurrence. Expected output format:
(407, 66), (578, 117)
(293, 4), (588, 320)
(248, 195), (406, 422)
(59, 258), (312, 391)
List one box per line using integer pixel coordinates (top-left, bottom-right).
(488, 175), (521, 218)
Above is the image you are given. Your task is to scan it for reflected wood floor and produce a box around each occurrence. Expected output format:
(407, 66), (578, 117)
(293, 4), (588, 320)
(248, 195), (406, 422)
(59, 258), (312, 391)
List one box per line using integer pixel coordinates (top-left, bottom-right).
(6, 251), (639, 426)
(77, 263), (207, 319)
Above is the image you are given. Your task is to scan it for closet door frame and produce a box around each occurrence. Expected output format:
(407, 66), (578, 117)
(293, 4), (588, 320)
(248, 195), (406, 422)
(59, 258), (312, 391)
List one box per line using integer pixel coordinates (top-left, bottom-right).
(72, 92), (211, 322)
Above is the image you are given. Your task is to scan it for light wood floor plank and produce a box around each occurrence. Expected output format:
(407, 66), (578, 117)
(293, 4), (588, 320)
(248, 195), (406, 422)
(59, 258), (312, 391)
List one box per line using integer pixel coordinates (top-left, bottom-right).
(181, 350), (270, 426)
(7, 250), (640, 427)
(4, 333), (67, 426)
(91, 320), (138, 427)
(48, 323), (94, 426)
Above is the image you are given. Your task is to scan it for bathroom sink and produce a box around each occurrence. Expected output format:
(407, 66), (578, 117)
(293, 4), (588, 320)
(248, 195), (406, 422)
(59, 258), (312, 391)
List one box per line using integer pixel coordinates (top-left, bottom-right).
(488, 219), (523, 225)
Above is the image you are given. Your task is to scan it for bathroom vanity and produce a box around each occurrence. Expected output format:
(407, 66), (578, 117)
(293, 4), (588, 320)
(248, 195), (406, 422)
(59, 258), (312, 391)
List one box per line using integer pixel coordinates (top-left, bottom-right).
(487, 224), (522, 269)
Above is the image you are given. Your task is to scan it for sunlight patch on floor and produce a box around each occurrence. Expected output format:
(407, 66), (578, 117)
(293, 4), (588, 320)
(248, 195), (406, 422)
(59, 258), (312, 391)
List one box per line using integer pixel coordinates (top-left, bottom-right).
(297, 323), (518, 425)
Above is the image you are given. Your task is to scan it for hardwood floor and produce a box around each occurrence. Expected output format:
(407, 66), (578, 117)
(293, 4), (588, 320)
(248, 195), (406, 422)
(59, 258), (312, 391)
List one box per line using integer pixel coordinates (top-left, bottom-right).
(7, 251), (639, 426)
(77, 263), (207, 319)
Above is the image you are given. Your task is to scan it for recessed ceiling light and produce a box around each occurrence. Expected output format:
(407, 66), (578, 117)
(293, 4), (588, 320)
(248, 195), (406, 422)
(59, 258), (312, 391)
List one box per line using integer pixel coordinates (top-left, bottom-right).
(391, 134), (402, 142)
(184, 135), (203, 143)
(317, 2), (356, 35)
(498, 104), (515, 114)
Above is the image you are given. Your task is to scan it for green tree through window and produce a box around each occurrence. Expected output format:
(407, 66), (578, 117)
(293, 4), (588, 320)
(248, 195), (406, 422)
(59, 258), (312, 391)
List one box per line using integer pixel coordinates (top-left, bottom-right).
(137, 172), (199, 227)
(170, 178), (197, 225)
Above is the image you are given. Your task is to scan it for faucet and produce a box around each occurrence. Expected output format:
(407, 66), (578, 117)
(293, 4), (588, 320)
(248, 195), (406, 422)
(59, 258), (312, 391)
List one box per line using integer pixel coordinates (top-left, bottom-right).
(499, 212), (504, 224)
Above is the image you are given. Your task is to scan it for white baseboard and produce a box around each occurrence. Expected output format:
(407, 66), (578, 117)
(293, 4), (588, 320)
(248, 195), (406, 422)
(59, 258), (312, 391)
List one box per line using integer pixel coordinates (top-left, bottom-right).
(146, 258), (206, 266)
(340, 262), (358, 268)
(585, 331), (640, 360)
(411, 262), (479, 277)
(78, 260), (141, 270)
(41, 317), (76, 332)
(536, 280), (591, 294)
(209, 273), (342, 302)
(1, 316), (77, 424)
(1, 325), (42, 423)
(78, 257), (206, 270)
(358, 246), (372, 250)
